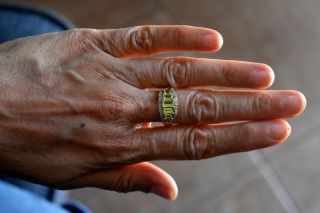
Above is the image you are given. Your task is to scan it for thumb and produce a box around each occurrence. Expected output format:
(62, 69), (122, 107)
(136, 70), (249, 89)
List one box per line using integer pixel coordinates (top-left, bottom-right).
(74, 162), (178, 200)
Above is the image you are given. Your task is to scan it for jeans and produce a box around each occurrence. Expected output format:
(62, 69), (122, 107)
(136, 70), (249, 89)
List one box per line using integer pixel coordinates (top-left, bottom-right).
(0, 181), (69, 213)
(0, 3), (89, 213)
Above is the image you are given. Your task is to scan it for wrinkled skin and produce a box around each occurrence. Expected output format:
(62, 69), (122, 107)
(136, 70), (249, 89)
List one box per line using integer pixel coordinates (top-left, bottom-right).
(0, 26), (306, 200)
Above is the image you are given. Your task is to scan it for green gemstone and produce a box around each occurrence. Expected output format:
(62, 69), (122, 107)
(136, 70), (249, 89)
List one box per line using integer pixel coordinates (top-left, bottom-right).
(161, 88), (176, 124)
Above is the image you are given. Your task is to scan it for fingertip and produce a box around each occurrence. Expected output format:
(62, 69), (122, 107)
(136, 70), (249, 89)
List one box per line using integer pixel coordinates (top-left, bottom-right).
(168, 175), (178, 200)
(215, 31), (224, 51)
(285, 120), (292, 140)
(141, 163), (178, 200)
(202, 30), (223, 52)
(252, 64), (275, 89)
(284, 90), (307, 116)
(269, 119), (291, 144)
(150, 176), (178, 201)
(293, 91), (307, 115)
(264, 64), (275, 88)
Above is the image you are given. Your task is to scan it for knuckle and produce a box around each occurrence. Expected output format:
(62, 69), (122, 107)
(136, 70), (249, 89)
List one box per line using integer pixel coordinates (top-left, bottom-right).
(238, 124), (256, 149)
(91, 90), (143, 122)
(217, 124), (255, 155)
(207, 126), (242, 156)
(221, 62), (237, 84)
(93, 98), (127, 121)
(133, 130), (154, 160)
(186, 91), (220, 123)
(161, 58), (192, 87)
(251, 93), (272, 116)
(73, 29), (99, 52)
(180, 128), (212, 160)
(113, 172), (135, 193)
(94, 135), (142, 168)
(117, 135), (146, 163)
(172, 27), (184, 46)
(129, 26), (154, 53)
(91, 89), (145, 122)
(242, 124), (254, 141)
(125, 91), (150, 122)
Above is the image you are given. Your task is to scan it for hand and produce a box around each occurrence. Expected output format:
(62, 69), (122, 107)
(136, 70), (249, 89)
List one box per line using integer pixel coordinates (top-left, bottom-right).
(0, 25), (306, 200)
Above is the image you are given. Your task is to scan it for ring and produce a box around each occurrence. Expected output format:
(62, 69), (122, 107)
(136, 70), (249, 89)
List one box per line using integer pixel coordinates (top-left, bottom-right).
(158, 88), (178, 125)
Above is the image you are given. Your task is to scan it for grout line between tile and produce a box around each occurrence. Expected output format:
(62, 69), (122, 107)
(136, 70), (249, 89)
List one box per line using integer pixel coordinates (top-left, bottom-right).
(264, 105), (320, 165)
(175, 159), (258, 213)
(248, 151), (301, 213)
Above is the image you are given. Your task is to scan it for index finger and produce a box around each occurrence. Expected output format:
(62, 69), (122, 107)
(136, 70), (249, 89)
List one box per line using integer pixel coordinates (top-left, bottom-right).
(100, 25), (223, 57)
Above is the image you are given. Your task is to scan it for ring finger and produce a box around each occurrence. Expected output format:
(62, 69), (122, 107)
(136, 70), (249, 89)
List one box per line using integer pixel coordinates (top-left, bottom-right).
(134, 89), (306, 124)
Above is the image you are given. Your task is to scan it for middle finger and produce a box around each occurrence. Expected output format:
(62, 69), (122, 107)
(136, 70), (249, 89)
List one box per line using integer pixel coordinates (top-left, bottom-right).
(121, 57), (275, 89)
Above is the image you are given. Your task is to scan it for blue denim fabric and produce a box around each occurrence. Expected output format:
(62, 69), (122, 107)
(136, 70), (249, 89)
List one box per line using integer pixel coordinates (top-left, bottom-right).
(0, 3), (72, 43)
(0, 3), (91, 213)
(0, 181), (69, 213)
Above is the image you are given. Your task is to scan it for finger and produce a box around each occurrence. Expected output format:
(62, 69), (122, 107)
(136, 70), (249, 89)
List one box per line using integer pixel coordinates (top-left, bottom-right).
(100, 25), (223, 57)
(72, 162), (178, 200)
(123, 57), (274, 89)
(135, 89), (306, 124)
(136, 120), (291, 160)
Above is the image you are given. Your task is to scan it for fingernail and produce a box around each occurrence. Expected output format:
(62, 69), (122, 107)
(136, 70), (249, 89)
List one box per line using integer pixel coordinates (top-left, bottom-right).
(252, 68), (275, 87)
(150, 185), (173, 200)
(284, 95), (302, 114)
(269, 121), (290, 141)
(202, 33), (223, 49)
(285, 94), (299, 105)
(251, 70), (269, 87)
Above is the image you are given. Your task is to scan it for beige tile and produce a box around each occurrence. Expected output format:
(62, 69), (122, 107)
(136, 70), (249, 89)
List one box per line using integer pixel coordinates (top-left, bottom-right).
(187, 172), (286, 213)
(71, 153), (256, 213)
(262, 104), (320, 161)
(268, 131), (320, 213)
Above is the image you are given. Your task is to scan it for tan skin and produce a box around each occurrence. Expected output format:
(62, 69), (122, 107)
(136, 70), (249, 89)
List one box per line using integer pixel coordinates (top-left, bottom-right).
(0, 25), (306, 200)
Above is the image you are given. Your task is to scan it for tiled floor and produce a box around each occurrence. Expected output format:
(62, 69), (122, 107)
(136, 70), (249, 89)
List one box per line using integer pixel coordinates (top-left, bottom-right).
(10, 0), (320, 212)
(71, 154), (257, 213)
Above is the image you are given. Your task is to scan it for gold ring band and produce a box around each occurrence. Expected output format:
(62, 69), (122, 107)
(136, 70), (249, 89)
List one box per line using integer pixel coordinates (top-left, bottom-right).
(158, 88), (178, 125)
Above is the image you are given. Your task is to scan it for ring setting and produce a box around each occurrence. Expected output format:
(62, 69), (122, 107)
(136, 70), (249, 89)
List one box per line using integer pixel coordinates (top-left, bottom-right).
(158, 88), (178, 125)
